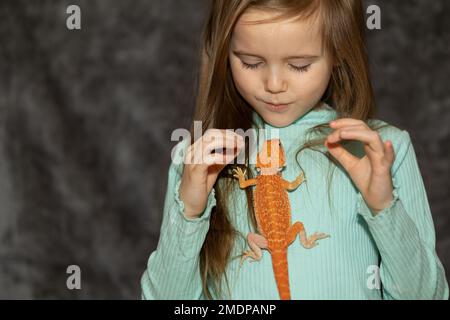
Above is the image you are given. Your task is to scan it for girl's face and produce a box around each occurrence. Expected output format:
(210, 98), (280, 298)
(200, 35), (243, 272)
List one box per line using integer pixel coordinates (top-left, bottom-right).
(229, 8), (333, 128)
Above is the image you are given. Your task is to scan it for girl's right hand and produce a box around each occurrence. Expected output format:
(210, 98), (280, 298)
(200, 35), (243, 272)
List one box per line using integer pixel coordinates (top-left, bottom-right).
(179, 129), (245, 219)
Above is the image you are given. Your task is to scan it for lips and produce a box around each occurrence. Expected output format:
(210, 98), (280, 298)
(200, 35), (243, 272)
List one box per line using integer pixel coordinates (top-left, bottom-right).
(265, 102), (290, 112)
(265, 101), (289, 106)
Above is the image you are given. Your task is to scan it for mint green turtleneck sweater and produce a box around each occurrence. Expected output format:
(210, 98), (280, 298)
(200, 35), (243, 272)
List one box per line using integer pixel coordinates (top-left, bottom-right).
(141, 104), (449, 300)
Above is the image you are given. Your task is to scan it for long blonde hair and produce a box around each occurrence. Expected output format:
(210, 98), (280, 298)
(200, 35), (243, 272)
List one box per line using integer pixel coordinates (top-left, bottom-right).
(188, 0), (383, 299)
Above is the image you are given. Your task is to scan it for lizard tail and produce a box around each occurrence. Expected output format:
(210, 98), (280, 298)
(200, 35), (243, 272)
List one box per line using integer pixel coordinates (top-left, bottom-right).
(271, 249), (291, 300)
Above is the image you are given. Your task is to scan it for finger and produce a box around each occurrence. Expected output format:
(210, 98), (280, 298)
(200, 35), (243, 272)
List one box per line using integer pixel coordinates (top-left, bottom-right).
(186, 141), (211, 165)
(204, 129), (245, 147)
(184, 144), (199, 165)
(336, 128), (385, 154)
(329, 118), (369, 129)
(199, 129), (244, 151)
(327, 127), (386, 168)
(338, 129), (388, 168)
(190, 134), (243, 165)
(203, 138), (244, 165)
(203, 148), (241, 166)
(186, 137), (232, 166)
(383, 140), (395, 165)
(204, 136), (243, 155)
(203, 153), (237, 166)
(327, 124), (367, 143)
(202, 130), (241, 145)
(209, 132), (245, 157)
(324, 140), (360, 172)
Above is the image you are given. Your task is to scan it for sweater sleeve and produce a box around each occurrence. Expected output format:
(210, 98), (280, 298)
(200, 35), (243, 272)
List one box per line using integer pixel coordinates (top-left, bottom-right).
(140, 139), (217, 299)
(356, 130), (449, 300)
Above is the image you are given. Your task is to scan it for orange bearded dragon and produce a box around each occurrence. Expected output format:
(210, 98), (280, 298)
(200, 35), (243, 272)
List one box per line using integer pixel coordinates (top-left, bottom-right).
(232, 139), (329, 300)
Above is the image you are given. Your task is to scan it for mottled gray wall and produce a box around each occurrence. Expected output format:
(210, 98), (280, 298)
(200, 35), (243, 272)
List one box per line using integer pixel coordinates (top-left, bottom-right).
(0, 0), (448, 299)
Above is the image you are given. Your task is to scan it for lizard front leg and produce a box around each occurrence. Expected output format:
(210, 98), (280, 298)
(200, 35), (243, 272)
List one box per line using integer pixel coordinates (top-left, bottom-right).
(232, 167), (257, 189)
(283, 172), (306, 191)
(239, 233), (268, 267)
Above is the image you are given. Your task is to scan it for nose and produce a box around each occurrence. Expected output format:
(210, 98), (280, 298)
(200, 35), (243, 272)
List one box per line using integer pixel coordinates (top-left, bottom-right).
(264, 68), (287, 94)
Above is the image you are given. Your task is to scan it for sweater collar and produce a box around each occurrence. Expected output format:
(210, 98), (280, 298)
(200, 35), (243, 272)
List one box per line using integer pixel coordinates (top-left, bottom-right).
(246, 102), (337, 165)
(251, 102), (336, 130)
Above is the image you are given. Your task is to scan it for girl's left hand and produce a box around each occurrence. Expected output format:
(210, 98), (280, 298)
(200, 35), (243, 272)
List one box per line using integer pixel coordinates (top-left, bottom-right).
(325, 118), (396, 215)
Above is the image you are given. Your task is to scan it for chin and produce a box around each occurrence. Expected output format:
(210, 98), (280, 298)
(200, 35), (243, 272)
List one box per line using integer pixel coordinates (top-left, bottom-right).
(261, 114), (293, 128)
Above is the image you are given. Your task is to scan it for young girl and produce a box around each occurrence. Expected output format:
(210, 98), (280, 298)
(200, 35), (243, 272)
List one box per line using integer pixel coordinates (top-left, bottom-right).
(141, 0), (449, 300)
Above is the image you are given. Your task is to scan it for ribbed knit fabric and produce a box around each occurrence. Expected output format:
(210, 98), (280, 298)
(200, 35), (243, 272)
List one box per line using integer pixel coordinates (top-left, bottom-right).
(140, 103), (449, 300)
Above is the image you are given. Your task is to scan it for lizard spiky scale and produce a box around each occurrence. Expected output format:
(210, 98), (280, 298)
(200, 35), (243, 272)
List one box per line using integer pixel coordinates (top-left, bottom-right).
(254, 174), (291, 248)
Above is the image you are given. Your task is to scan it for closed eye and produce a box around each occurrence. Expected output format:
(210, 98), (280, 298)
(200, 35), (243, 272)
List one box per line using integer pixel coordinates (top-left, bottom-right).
(240, 61), (311, 73)
(240, 61), (261, 70)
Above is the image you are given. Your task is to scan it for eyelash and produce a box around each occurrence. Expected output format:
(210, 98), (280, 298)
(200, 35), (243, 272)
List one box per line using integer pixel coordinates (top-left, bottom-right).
(240, 61), (311, 73)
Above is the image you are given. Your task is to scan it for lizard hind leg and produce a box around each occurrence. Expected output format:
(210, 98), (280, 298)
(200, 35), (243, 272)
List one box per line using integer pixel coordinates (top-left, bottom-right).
(300, 231), (329, 249)
(287, 221), (303, 245)
(239, 233), (268, 267)
(288, 221), (330, 249)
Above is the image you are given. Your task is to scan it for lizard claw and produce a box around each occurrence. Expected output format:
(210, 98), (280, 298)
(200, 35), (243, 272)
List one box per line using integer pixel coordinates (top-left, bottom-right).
(232, 168), (239, 179)
(302, 232), (330, 249)
(239, 251), (250, 267)
(299, 172), (306, 182)
(232, 167), (246, 180)
(239, 249), (258, 266)
(312, 232), (329, 239)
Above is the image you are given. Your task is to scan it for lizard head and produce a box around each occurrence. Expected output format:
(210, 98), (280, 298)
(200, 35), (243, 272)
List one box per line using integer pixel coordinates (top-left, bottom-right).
(256, 139), (286, 173)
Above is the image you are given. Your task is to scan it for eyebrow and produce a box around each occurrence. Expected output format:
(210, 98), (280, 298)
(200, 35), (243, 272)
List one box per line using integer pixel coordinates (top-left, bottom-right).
(232, 50), (320, 60)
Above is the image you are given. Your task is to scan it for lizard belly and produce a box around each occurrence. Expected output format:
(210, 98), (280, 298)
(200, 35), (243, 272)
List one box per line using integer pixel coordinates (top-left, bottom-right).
(254, 175), (291, 251)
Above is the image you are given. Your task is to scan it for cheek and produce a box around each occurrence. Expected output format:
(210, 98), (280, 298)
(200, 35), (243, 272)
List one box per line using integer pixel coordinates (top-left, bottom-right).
(230, 61), (256, 95)
(295, 63), (332, 98)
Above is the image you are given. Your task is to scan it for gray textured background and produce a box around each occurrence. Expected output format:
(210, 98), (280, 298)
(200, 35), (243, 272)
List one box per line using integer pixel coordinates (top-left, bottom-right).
(0, 0), (448, 299)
